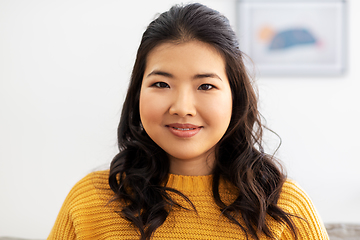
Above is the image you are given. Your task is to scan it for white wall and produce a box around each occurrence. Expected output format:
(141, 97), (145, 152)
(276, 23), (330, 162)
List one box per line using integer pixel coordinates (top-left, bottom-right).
(0, 0), (358, 238)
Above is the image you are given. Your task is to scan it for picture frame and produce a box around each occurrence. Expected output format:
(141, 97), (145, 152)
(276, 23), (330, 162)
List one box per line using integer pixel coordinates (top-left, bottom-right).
(237, 0), (347, 76)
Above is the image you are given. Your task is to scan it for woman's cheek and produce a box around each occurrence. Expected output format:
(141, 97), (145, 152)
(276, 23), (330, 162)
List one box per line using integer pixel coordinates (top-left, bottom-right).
(140, 91), (166, 125)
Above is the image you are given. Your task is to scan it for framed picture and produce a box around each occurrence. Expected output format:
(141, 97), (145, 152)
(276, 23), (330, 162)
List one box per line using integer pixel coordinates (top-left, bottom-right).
(237, 0), (346, 76)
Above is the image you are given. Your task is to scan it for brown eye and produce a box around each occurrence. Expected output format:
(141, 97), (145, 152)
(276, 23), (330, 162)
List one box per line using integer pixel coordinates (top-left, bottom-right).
(153, 82), (170, 88)
(198, 84), (214, 91)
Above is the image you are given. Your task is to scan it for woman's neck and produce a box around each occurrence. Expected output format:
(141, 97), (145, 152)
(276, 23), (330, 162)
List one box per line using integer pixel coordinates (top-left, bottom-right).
(168, 151), (215, 176)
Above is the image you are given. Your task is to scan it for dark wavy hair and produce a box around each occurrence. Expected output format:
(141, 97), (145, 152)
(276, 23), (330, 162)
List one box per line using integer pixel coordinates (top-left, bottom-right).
(109, 3), (298, 240)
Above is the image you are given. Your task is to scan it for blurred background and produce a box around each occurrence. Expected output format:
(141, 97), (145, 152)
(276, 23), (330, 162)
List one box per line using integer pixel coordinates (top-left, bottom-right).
(0, 0), (359, 238)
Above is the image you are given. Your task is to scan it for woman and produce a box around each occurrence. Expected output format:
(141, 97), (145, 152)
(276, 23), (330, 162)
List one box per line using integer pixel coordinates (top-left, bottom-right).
(48, 3), (329, 239)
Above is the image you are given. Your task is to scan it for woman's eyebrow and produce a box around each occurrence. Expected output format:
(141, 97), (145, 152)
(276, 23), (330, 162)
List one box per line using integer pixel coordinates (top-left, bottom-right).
(146, 70), (173, 78)
(193, 73), (222, 81)
(146, 70), (222, 81)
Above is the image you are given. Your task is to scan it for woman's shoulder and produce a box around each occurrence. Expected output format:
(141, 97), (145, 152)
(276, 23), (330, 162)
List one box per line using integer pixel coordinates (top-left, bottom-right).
(78, 170), (110, 187)
(279, 179), (314, 212)
(63, 170), (113, 208)
(70, 170), (110, 191)
(281, 179), (307, 197)
(278, 179), (329, 239)
(48, 170), (129, 239)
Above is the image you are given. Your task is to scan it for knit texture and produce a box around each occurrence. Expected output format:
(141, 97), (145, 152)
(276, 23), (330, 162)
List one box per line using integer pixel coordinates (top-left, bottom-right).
(48, 171), (329, 239)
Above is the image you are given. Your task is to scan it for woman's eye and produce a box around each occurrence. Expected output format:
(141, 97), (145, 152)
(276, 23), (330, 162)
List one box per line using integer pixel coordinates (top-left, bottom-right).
(198, 84), (214, 91)
(152, 82), (170, 88)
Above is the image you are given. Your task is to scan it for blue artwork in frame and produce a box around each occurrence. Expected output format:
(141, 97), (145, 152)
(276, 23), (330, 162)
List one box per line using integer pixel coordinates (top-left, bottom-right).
(237, 0), (347, 76)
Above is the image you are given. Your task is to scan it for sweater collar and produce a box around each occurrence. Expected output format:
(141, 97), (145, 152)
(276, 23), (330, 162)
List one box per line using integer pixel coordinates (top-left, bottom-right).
(166, 174), (213, 192)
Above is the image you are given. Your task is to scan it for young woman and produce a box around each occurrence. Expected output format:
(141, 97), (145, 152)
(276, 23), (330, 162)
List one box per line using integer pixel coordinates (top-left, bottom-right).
(48, 3), (329, 240)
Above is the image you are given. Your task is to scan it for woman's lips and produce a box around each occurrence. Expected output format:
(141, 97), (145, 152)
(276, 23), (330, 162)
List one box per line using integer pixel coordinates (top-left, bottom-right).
(166, 123), (202, 138)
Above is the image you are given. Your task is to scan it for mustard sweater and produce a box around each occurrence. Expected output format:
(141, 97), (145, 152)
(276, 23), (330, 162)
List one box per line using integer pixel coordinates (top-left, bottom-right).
(48, 171), (329, 239)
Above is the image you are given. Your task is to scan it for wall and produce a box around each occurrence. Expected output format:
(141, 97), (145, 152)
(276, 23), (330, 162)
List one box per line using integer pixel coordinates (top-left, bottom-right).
(0, 0), (358, 238)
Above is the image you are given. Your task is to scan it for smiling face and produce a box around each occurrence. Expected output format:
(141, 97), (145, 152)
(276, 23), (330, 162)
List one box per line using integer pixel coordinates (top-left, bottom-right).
(139, 40), (232, 175)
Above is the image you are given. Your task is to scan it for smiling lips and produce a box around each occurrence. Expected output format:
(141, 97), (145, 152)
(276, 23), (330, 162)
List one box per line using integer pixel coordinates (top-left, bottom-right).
(166, 123), (202, 138)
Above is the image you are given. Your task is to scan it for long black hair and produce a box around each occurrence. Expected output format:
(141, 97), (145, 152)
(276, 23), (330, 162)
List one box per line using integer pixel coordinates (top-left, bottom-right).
(109, 3), (298, 240)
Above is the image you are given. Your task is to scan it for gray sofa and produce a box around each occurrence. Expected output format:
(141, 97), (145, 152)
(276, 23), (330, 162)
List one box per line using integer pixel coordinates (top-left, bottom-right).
(325, 223), (360, 240)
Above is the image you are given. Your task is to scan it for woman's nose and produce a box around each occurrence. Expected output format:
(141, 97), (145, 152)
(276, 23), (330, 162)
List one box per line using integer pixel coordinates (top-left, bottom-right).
(168, 89), (197, 117)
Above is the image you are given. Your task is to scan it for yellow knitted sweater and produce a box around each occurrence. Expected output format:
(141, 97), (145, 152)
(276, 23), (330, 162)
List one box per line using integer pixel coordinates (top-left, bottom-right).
(48, 171), (329, 239)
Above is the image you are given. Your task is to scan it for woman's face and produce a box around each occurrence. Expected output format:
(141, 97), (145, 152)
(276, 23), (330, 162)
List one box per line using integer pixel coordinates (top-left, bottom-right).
(139, 40), (232, 175)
